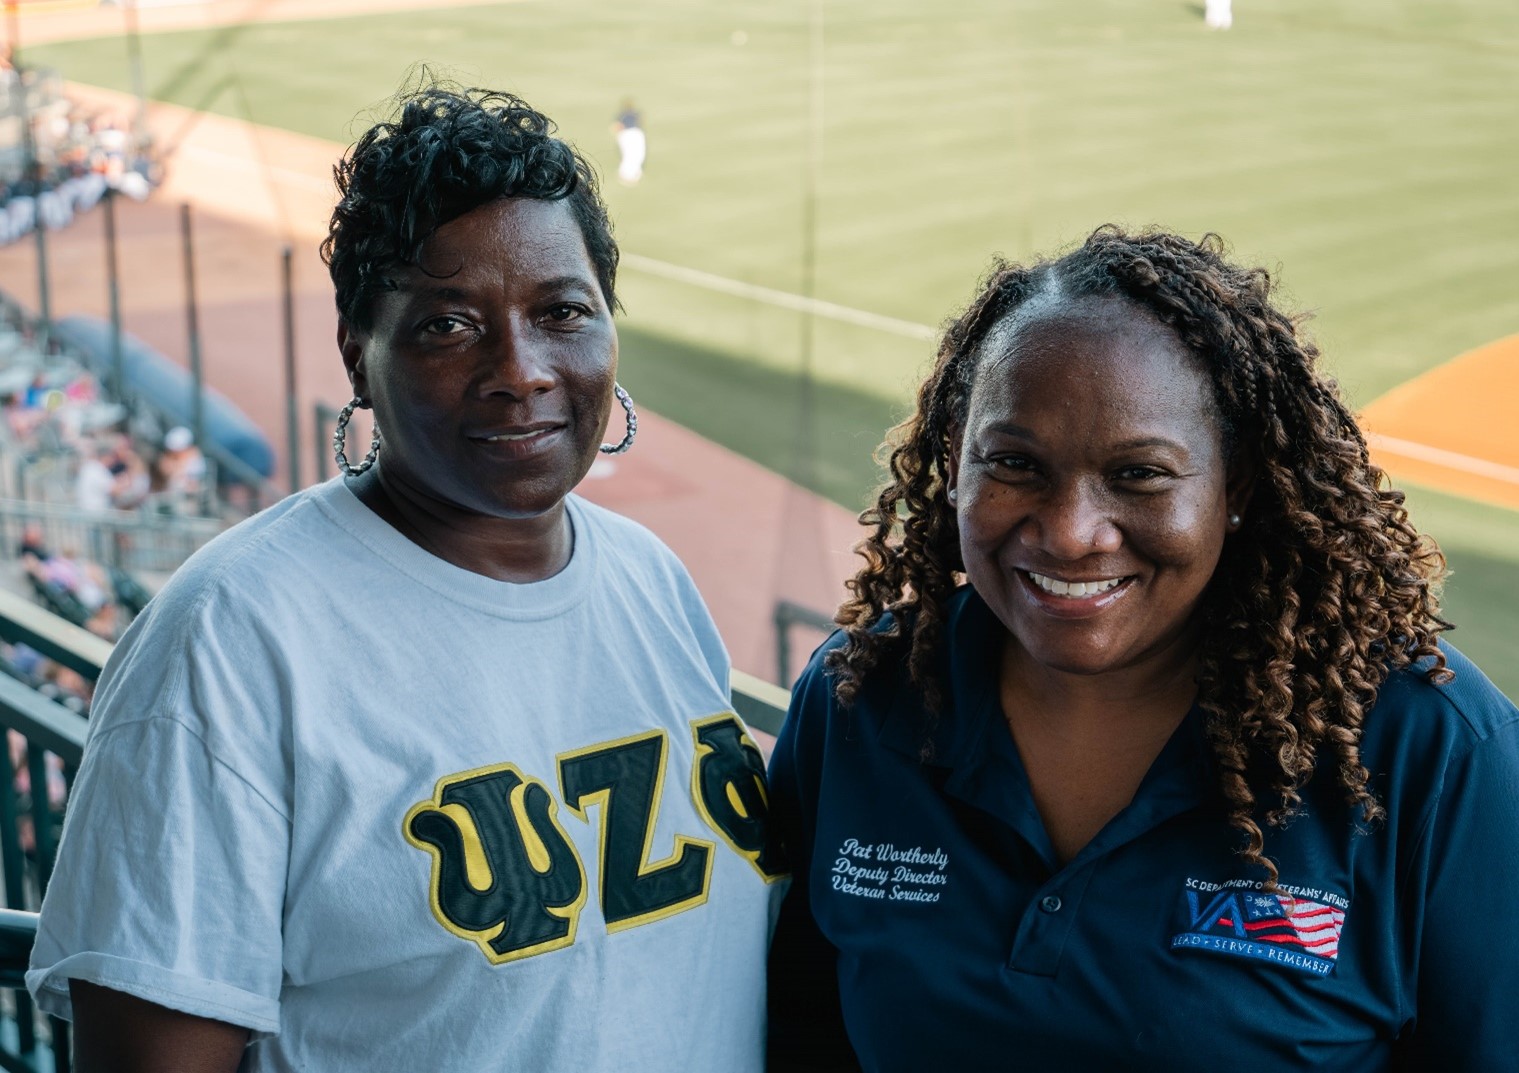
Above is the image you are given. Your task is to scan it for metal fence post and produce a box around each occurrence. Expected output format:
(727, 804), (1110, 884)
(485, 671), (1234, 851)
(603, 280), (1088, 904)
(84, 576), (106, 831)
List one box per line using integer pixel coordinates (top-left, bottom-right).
(18, 68), (51, 340)
(313, 402), (333, 483)
(179, 204), (208, 514)
(774, 602), (792, 689)
(0, 742), (36, 1054)
(282, 247), (299, 494)
(773, 600), (836, 688)
(103, 189), (125, 403)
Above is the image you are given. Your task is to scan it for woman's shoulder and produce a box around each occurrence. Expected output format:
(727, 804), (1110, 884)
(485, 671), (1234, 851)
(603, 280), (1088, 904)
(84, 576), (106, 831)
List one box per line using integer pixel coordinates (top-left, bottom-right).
(149, 481), (348, 619)
(105, 482), (366, 698)
(568, 494), (696, 588)
(1376, 643), (1517, 736)
(1362, 641), (1519, 778)
(570, 494), (671, 554)
(795, 586), (986, 701)
(84, 489), (343, 780)
(567, 495), (725, 662)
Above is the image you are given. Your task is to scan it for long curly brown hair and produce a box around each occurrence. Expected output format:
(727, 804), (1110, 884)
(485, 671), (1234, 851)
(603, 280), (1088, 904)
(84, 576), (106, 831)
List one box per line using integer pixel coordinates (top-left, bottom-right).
(828, 226), (1451, 885)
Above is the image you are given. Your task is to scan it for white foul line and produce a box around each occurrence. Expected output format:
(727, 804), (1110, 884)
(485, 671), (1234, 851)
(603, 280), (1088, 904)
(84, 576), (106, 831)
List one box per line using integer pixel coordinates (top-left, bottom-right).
(620, 253), (939, 342)
(1366, 433), (1519, 486)
(161, 141), (1512, 526)
(155, 155), (938, 343)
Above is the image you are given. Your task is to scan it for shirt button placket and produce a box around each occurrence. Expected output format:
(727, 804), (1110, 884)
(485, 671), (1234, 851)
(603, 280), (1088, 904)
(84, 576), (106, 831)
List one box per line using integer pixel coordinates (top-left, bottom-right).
(1009, 868), (1094, 976)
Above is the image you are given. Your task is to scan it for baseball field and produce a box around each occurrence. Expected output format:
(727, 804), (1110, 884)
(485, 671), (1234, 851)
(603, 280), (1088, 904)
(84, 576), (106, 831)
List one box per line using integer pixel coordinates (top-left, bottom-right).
(12, 0), (1518, 693)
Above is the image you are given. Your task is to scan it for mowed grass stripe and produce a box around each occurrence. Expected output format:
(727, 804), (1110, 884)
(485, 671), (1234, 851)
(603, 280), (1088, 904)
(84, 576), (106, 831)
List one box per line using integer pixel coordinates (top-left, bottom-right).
(29, 0), (1517, 365)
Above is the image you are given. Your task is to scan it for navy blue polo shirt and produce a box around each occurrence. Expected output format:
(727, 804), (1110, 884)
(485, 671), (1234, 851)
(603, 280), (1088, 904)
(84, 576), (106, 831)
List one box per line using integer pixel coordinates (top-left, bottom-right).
(767, 587), (1519, 1071)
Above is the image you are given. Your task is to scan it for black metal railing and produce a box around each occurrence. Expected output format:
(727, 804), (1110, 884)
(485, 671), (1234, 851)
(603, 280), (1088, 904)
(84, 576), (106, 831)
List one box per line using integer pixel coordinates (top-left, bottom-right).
(0, 498), (224, 578)
(773, 599), (836, 690)
(0, 589), (93, 1072)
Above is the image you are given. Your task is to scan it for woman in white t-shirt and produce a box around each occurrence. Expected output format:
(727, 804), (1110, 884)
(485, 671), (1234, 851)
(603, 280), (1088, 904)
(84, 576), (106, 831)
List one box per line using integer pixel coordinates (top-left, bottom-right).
(30, 82), (783, 1073)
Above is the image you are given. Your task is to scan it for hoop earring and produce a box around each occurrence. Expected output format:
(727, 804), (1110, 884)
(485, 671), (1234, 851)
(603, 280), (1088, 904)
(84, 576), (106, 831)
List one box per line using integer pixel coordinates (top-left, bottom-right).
(333, 396), (381, 477)
(600, 383), (637, 455)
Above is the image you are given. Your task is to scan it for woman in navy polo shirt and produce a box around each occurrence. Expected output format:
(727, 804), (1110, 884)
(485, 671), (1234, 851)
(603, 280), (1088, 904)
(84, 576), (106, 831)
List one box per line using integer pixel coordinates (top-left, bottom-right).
(767, 227), (1519, 1071)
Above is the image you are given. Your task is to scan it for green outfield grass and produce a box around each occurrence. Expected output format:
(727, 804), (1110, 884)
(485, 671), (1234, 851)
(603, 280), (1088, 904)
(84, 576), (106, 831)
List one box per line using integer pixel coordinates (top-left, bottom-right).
(28, 0), (1519, 693)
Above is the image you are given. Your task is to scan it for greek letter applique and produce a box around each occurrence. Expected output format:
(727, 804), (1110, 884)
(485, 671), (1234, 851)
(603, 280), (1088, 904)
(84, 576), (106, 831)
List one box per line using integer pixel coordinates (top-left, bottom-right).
(405, 716), (778, 964)
(404, 763), (589, 964)
(559, 730), (715, 931)
(689, 715), (788, 882)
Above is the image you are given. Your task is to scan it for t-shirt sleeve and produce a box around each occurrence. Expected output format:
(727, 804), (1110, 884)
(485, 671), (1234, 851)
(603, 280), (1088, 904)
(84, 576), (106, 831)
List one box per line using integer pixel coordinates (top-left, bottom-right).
(678, 564), (731, 701)
(26, 715), (289, 1033)
(643, 522), (732, 699)
(25, 549), (295, 1036)
(767, 645), (859, 1071)
(1395, 717), (1519, 1068)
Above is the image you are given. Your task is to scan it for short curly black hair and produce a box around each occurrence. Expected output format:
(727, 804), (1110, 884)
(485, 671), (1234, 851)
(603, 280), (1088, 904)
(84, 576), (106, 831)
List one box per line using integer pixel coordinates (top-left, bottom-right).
(322, 81), (619, 330)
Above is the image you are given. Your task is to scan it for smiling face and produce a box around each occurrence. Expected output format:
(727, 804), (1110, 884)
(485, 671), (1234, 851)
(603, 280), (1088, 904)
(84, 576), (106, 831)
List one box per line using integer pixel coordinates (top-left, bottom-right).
(340, 197), (617, 527)
(948, 295), (1250, 682)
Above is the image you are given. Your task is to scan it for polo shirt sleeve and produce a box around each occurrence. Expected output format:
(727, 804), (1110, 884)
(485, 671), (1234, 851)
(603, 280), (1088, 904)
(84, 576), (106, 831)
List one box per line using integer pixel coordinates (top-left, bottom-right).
(1396, 716), (1519, 1068)
(767, 647), (860, 1072)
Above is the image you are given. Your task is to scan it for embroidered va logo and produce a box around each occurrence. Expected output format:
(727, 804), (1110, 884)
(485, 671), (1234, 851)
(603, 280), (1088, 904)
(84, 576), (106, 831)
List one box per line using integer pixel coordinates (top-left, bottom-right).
(1170, 886), (1347, 977)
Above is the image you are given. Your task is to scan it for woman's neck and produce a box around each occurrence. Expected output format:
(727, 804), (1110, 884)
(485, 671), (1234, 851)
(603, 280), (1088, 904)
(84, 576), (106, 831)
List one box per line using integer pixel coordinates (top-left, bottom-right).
(348, 467), (573, 583)
(997, 633), (1200, 865)
(998, 631), (1201, 739)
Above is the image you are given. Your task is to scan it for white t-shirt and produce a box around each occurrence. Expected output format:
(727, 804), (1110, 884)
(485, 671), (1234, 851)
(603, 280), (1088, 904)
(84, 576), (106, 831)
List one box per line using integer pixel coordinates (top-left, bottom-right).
(29, 479), (787, 1072)
(74, 458), (115, 512)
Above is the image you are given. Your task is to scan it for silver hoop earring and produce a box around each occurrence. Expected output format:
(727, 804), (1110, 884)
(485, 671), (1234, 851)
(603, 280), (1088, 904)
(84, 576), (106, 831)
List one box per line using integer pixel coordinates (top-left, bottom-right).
(599, 383), (637, 455)
(333, 396), (381, 477)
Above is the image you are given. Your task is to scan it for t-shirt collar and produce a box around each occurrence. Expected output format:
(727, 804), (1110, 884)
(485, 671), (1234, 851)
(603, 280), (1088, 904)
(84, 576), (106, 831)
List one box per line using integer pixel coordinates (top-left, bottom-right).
(313, 477), (597, 620)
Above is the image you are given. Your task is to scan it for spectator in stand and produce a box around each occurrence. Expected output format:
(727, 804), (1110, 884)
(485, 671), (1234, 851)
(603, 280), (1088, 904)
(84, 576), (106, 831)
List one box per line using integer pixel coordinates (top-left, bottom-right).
(70, 436), (139, 512)
(20, 538), (117, 640)
(93, 116), (129, 164)
(3, 391), (46, 447)
(154, 425), (206, 512)
(17, 522), (49, 561)
(105, 434), (150, 510)
(0, 96), (157, 248)
(23, 373), (52, 410)
(74, 441), (116, 513)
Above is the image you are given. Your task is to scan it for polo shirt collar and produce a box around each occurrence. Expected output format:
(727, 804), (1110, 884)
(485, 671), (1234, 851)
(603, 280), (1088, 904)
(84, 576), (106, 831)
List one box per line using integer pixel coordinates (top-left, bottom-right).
(879, 585), (1218, 872)
(876, 587), (999, 765)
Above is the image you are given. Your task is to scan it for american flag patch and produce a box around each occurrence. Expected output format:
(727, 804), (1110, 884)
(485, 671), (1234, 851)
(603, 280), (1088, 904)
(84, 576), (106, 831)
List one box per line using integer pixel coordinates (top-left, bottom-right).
(1171, 885), (1348, 977)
